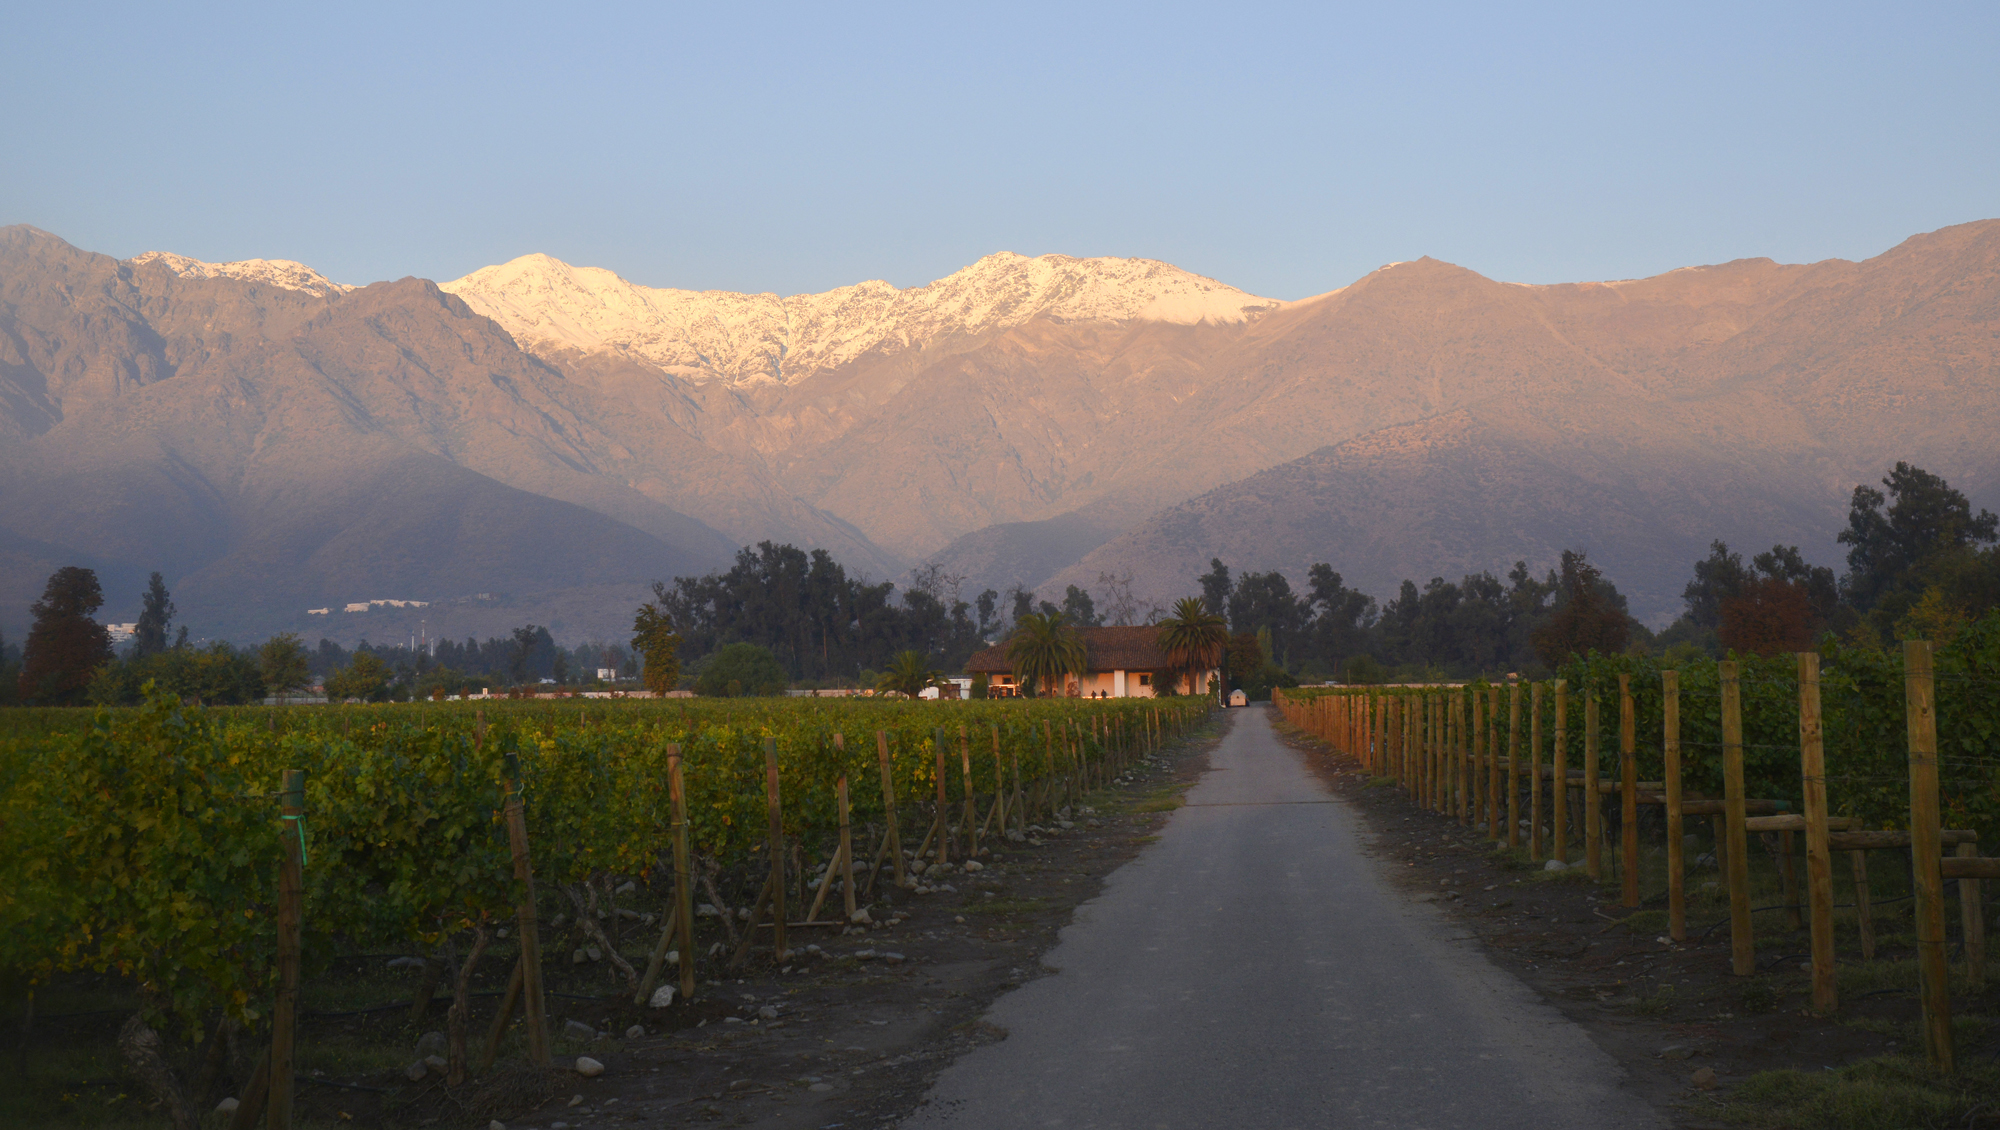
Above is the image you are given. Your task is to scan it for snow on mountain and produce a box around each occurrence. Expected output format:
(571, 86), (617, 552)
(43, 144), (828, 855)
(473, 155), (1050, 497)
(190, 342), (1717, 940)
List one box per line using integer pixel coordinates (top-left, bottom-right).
(441, 251), (1279, 385)
(129, 251), (352, 298)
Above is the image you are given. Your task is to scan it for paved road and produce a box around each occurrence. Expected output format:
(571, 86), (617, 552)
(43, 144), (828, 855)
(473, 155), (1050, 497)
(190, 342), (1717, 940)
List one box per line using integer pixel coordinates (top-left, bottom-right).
(901, 706), (1668, 1130)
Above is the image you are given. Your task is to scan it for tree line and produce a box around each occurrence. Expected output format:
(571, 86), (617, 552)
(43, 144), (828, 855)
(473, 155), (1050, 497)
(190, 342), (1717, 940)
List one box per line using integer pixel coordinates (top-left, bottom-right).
(1201, 461), (1998, 686)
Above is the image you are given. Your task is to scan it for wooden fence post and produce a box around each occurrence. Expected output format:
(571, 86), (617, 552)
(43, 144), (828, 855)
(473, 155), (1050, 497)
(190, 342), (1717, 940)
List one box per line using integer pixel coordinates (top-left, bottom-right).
(1620, 675), (1639, 908)
(1552, 681), (1569, 864)
(502, 751), (551, 1065)
(1529, 682), (1544, 861)
(763, 737), (788, 963)
(268, 769), (304, 1130)
(1663, 671), (1685, 942)
(670, 745), (695, 1002)
(1507, 681), (1522, 849)
(838, 743), (858, 922)
(1456, 689), (1470, 825)
(1721, 660), (1755, 977)
(1798, 652), (1836, 1014)
(1955, 841), (1985, 987)
(1486, 688), (1501, 841)
(1585, 689), (1603, 881)
(1906, 639), (1952, 1071)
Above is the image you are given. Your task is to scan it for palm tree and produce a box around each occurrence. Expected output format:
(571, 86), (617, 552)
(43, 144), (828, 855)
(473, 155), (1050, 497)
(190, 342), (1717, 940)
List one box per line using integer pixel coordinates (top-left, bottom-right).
(1006, 611), (1086, 698)
(1158, 596), (1227, 697)
(877, 650), (943, 698)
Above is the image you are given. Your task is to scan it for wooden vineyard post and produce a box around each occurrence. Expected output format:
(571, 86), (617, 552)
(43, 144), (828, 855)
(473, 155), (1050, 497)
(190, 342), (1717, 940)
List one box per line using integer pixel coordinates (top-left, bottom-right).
(934, 729), (952, 865)
(1797, 652), (1836, 1014)
(501, 749), (551, 1065)
(1456, 689), (1469, 825)
(268, 769), (305, 1130)
(1585, 690), (1603, 881)
(670, 745), (696, 1002)
(959, 726), (976, 855)
(1905, 639), (1952, 1071)
(1506, 682), (1521, 849)
(1433, 693), (1445, 814)
(1852, 850), (1877, 959)
(763, 738), (788, 963)
(1955, 842), (1984, 987)
(1010, 739), (1025, 838)
(1552, 681), (1568, 865)
(1473, 688), (1487, 835)
(991, 724), (1007, 832)
(838, 740), (858, 921)
(1663, 671), (1685, 942)
(1620, 675), (1639, 908)
(1487, 687), (1502, 842)
(1721, 660), (1755, 977)
(1529, 682), (1544, 861)
(876, 732), (905, 888)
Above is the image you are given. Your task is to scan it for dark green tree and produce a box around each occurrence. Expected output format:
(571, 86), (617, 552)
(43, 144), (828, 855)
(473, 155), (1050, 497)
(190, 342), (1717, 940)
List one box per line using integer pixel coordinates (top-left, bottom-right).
(1839, 462), (1999, 631)
(1060, 585), (1102, 627)
(694, 642), (788, 696)
(1158, 597), (1228, 697)
(1530, 551), (1630, 667)
(876, 650), (943, 698)
(258, 632), (310, 696)
(20, 566), (114, 704)
(132, 572), (175, 658)
(1198, 558), (1233, 618)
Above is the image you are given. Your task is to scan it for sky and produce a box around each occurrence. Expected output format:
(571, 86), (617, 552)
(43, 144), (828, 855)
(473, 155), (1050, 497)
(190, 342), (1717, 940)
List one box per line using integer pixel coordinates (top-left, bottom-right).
(3, 1), (1997, 300)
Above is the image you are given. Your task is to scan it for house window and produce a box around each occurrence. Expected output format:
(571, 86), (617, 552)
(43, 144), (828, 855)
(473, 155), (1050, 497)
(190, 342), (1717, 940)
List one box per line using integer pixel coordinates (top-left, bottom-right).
(1137, 673), (1151, 686)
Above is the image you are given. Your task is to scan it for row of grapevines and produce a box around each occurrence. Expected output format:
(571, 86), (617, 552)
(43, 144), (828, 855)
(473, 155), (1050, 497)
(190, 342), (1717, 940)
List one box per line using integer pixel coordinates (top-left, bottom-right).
(0, 689), (1214, 1039)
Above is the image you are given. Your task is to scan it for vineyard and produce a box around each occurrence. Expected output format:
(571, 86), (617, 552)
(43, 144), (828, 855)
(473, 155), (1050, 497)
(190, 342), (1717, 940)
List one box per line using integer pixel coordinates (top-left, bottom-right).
(0, 690), (1214, 1126)
(1277, 613), (2000, 1073)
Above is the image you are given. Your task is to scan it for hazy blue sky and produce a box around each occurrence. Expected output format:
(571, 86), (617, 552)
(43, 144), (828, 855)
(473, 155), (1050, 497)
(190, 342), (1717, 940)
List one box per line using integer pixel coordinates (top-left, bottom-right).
(4, 1), (1996, 298)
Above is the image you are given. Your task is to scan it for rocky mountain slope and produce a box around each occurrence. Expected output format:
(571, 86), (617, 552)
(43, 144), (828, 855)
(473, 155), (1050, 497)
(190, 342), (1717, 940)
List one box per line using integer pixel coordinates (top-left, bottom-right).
(2, 220), (1995, 641)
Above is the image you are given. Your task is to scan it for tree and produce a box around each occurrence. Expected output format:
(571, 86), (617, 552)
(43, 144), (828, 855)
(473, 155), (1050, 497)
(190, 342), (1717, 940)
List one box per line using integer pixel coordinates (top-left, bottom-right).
(1839, 462), (1999, 612)
(1157, 597), (1227, 697)
(131, 572), (175, 658)
(20, 566), (114, 705)
(694, 642), (788, 697)
(1005, 611), (1086, 697)
(1096, 572), (1139, 626)
(1060, 585), (1102, 627)
(876, 650), (943, 698)
(630, 602), (684, 694)
(1682, 541), (1748, 630)
(324, 652), (390, 702)
(1718, 577), (1815, 656)
(1530, 551), (1630, 667)
(1228, 571), (1305, 667)
(258, 633), (310, 696)
(1198, 559), (1233, 618)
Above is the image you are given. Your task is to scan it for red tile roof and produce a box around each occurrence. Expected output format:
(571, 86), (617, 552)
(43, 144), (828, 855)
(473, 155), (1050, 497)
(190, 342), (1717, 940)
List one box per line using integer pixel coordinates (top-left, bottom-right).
(964, 625), (1172, 674)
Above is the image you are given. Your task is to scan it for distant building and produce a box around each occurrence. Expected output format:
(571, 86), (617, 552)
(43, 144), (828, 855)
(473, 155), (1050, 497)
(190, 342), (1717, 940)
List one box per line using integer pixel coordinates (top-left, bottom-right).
(964, 625), (1216, 699)
(307, 608), (330, 616)
(104, 622), (138, 644)
(596, 667), (618, 681)
(344, 602), (371, 613)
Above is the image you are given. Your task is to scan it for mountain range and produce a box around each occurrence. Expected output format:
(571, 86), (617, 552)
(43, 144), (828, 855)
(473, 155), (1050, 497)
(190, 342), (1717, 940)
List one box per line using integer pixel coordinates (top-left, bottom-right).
(2, 220), (1996, 645)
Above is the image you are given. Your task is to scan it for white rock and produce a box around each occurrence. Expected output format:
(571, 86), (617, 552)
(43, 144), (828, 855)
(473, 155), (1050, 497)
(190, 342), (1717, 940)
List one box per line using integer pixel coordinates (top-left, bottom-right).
(615, 881), (637, 895)
(563, 1019), (597, 1040)
(665, 949), (679, 964)
(962, 861), (984, 872)
(215, 1098), (241, 1115)
(575, 1056), (605, 1078)
(882, 952), (905, 964)
(697, 903), (721, 917)
(758, 1005), (779, 1020)
(809, 1082), (834, 1092)
(423, 1054), (447, 1071)
(850, 907), (874, 925)
(625, 1024), (645, 1039)
(567, 1094), (584, 1107)
(404, 1061), (428, 1081)
(572, 947), (589, 964)
(649, 985), (677, 1009)
(854, 949), (876, 959)
(415, 1030), (447, 1058)
(616, 908), (641, 920)
(489, 1122), (506, 1130)
(585, 945), (603, 962)
(1543, 859), (1569, 871)
(386, 956), (426, 970)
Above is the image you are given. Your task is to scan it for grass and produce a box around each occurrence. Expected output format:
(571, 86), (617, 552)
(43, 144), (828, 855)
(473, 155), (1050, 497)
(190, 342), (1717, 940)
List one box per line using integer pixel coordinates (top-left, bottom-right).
(1721, 1055), (2000, 1129)
(963, 897), (1046, 917)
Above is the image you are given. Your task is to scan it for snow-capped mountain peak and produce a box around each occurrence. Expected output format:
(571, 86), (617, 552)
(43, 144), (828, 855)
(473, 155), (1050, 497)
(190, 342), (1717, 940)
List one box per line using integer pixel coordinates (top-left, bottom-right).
(441, 251), (1276, 385)
(129, 251), (352, 298)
